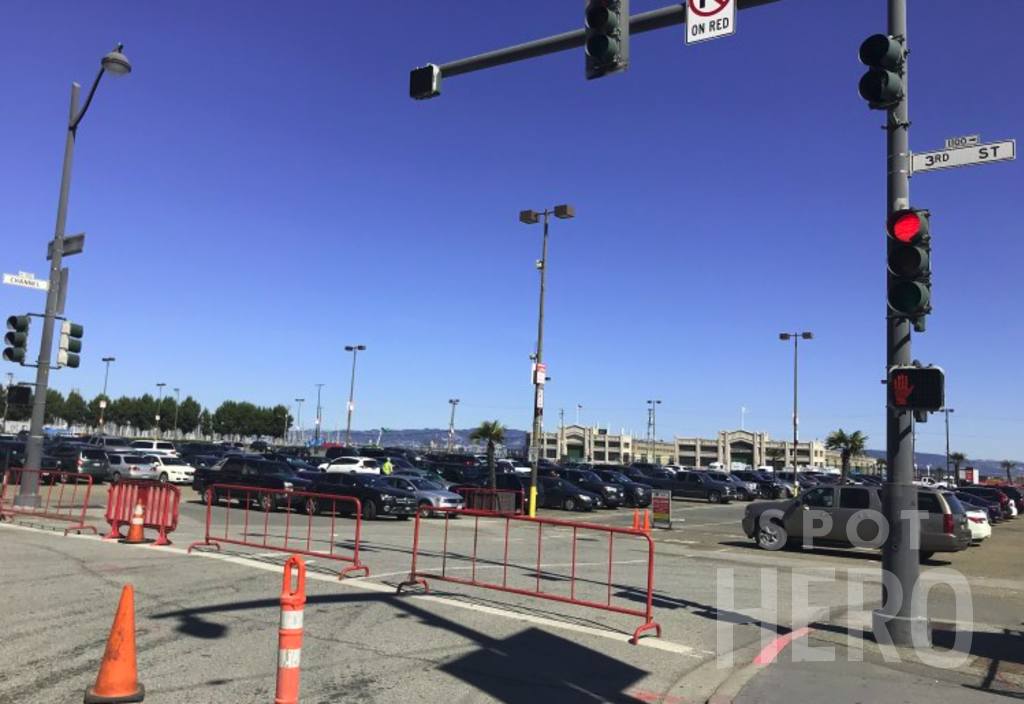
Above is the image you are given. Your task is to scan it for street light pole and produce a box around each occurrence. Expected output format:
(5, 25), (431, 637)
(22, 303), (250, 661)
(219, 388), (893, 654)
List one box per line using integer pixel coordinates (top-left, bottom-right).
(18, 45), (131, 507)
(779, 332), (813, 487)
(944, 408), (955, 480)
(314, 383), (324, 447)
(294, 398), (304, 445)
(155, 382), (166, 438)
(344, 345), (366, 445)
(172, 387), (181, 439)
(519, 204), (574, 518)
(1, 373), (13, 435)
(97, 356), (115, 428)
(647, 400), (662, 464)
(447, 398), (460, 451)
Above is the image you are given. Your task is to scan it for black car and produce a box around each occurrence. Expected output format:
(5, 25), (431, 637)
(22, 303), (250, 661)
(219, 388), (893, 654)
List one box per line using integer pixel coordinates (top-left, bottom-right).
(537, 476), (600, 511)
(553, 467), (624, 508)
(193, 456), (312, 512)
(303, 472), (416, 520)
(620, 465), (668, 484)
(732, 470), (788, 499)
(324, 445), (361, 461)
(593, 468), (652, 508)
(957, 486), (1015, 518)
(490, 473), (543, 514)
(955, 492), (1002, 524)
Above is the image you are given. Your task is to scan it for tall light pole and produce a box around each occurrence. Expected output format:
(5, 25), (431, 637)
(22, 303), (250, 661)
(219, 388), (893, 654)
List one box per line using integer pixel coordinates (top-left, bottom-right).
(344, 345), (366, 445)
(172, 387), (181, 439)
(18, 44), (132, 507)
(155, 382), (166, 438)
(1, 373), (13, 435)
(778, 332), (813, 486)
(97, 356), (115, 429)
(314, 383), (325, 447)
(447, 398), (460, 451)
(520, 204), (574, 518)
(944, 407), (955, 480)
(294, 398), (304, 445)
(647, 399), (662, 464)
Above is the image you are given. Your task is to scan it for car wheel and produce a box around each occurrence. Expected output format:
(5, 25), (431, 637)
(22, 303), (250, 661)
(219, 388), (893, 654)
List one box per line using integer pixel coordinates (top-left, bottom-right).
(111, 471), (122, 484)
(159, 472), (169, 484)
(204, 487), (220, 506)
(418, 501), (433, 519)
(563, 497), (577, 512)
(708, 490), (722, 504)
(304, 497), (320, 515)
(260, 493), (278, 513)
(756, 520), (787, 551)
(737, 489), (749, 501)
(362, 500), (378, 521)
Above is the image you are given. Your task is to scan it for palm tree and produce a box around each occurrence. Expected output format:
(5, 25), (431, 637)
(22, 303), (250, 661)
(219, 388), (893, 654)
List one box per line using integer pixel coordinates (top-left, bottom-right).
(470, 420), (506, 490)
(874, 459), (887, 478)
(949, 451), (967, 480)
(1001, 460), (1016, 485)
(825, 429), (868, 484)
(766, 447), (784, 474)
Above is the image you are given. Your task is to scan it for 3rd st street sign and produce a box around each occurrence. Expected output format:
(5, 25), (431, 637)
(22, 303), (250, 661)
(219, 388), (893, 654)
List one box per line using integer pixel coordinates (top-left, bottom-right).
(686, 0), (736, 45)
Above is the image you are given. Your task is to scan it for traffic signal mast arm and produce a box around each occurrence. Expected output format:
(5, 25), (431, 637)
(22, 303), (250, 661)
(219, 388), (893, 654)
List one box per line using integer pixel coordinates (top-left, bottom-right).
(410, 0), (786, 94)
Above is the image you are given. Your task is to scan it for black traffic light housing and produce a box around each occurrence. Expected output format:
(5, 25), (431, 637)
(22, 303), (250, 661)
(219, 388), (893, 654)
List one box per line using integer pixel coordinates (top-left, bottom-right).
(58, 320), (83, 369)
(888, 365), (944, 412)
(6, 384), (30, 406)
(887, 208), (931, 332)
(3, 315), (31, 364)
(410, 64), (442, 100)
(585, 0), (630, 80)
(858, 34), (905, 109)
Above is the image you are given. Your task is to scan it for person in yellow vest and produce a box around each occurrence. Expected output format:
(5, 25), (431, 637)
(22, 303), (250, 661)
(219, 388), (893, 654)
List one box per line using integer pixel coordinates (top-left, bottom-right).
(381, 457), (393, 475)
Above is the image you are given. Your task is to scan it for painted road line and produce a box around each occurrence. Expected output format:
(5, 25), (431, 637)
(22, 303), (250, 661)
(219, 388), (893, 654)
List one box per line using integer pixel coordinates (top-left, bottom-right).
(752, 626), (814, 665)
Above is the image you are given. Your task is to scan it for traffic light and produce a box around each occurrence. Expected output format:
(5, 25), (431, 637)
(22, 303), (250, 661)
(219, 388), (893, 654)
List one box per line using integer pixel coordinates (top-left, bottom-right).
(889, 365), (944, 412)
(887, 208), (931, 332)
(3, 316), (30, 364)
(57, 320), (83, 369)
(858, 34), (904, 109)
(585, 0), (629, 80)
(410, 64), (442, 100)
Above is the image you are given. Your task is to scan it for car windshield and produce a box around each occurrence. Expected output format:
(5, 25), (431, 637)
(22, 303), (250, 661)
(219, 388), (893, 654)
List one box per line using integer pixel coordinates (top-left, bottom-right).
(161, 457), (186, 465)
(356, 475), (388, 488)
(83, 450), (107, 460)
(579, 470), (602, 483)
(121, 455), (147, 463)
(601, 472), (629, 485)
(262, 462), (293, 476)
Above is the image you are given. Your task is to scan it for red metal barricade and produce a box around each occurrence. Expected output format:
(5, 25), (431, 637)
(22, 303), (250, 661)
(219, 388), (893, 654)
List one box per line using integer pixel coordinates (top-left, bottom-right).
(456, 487), (524, 515)
(104, 480), (181, 546)
(0, 468), (97, 535)
(397, 508), (662, 643)
(187, 484), (369, 579)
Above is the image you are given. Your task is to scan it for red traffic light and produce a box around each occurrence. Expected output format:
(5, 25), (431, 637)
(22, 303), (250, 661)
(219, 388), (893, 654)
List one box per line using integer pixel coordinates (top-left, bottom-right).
(888, 209), (929, 243)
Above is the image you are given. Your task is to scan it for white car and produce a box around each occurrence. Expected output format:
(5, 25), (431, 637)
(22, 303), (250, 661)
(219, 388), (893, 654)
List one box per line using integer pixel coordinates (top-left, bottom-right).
(915, 476), (949, 489)
(107, 454), (160, 483)
(319, 456), (381, 474)
(496, 459), (532, 475)
(130, 440), (179, 456)
(964, 509), (992, 542)
(144, 454), (195, 484)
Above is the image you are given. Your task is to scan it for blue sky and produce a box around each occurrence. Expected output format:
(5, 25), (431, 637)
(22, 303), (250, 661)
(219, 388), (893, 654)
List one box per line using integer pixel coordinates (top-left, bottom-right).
(1, 1), (1021, 460)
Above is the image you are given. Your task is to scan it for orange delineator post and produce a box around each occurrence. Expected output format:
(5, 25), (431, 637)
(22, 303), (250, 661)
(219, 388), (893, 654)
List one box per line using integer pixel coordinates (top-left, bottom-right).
(275, 556), (307, 704)
(84, 584), (145, 703)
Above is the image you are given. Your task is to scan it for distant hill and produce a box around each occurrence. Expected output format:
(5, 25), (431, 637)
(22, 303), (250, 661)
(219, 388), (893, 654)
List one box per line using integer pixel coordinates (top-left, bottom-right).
(863, 450), (1018, 478)
(322, 428), (529, 451)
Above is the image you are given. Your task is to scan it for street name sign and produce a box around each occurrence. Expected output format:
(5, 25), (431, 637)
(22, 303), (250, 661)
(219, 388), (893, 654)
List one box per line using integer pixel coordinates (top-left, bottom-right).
(686, 0), (736, 45)
(944, 135), (979, 149)
(3, 272), (48, 291)
(911, 139), (1015, 174)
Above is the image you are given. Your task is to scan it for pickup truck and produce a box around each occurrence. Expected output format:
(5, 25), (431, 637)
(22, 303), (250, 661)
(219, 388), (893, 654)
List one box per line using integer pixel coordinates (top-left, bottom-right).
(192, 456), (312, 512)
(636, 469), (736, 504)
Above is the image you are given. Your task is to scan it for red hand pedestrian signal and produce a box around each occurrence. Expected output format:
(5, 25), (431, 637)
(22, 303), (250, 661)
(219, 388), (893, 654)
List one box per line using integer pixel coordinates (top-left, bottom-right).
(888, 366), (944, 412)
(892, 373), (914, 406)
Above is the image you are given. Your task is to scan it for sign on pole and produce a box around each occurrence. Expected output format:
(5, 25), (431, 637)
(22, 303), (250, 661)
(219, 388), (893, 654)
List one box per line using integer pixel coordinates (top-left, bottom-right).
(534, 363), (547, 385)
(911, 139), (1015, 174)
(686, 0), (736, 45)
(651, 489), (673, 529)
(3, 272), (49, 291)
(944, 135), (979, 149)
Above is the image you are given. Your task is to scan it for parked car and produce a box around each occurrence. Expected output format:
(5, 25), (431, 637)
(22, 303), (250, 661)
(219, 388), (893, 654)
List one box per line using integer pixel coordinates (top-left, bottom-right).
(742, 485), (971, 560)
(957, 486), (1015, 519)
(1, 440), (61, 481)
(303, 472), (416, 520)
(84, 435), (135, 453)
(107, 454), (160, 482)
(318, 456), (381, 474)
(130, 439), (178, 456)
(380, 475), (465, 517)
(537, 476), (599, 511)
(553, 467), (624, 508)
(916, 476), (950, 489)
(193, 456), (312, 512)
(948, 492), (991, 542)
(496, 459), (532, 475)
(143, 454), (195, 484)
(703, 471), (759, 501)
(955, 492), (1003, 525)
(324, 445), (361, 461)
(391, 467), (457, 490)
(593, 468), (653, 508)
(50, 444), (111, 483)
(643, 470), (735, 503)
(732, 470), (789, 499)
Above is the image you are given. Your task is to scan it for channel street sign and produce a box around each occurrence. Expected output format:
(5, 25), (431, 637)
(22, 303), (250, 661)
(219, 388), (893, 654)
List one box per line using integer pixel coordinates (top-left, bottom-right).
(686, 0), (736, 45)
(911, 139), (1015, 174)
(944, 134), (979, 149)
(3, 272), (49, 291)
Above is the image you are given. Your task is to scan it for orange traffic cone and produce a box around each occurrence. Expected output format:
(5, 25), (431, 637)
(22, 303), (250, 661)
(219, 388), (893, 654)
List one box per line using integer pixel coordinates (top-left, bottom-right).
(84, 584), (145, 703)
(632, 508), (640, 531)
(125, 501), (146, 544)
(642, 509), (651, 533)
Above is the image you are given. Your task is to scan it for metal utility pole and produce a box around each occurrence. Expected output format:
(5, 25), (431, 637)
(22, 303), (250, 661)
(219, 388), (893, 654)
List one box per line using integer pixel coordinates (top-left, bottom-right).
(314, 383), (325, 447)
(294, 398), (304, 445)
(18, 45), (131, 507)
(155, 382), (166, 438)
(172, 387), (181, 439)
(520, 205), (574, 517)
(943, 407), (954, 479)
(647, 399), (661, 464)
(779, 332), (813, 486)
(344, 345), (366, 445)
(447, 398), (459, 451)
(97, 356), (115, 428)
(875, 0), (923, 649)
(1, 372), (13, 434)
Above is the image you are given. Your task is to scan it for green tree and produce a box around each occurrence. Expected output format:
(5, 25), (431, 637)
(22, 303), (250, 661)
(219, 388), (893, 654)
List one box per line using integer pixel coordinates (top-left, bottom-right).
(949, 452), (967, 477)
(470, 420), (506, 490)
(43, 389), (65, 426)
(157, 397), (177, 434)
(63, 390), (90, 428)
(106, 396), (131, 430)
(129, 394), (158, 433)
(766, 447), (784, 473)
(825, 429), (868, 484)
(200, 408), (214, 439)
(1001, 460), (1016, 485)
(177, 396), (202, 436)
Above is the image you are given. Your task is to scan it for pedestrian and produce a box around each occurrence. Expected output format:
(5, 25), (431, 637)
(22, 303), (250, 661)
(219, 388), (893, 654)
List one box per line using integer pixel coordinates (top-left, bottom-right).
(382, 457), (393, 475)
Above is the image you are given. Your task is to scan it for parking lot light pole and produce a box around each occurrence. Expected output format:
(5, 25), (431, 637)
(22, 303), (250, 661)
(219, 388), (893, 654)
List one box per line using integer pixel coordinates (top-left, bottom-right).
(18, 44), (131, 508)
(155, 382), (166, 438)
(172, 387), (181, 439)
(520, 204), (574, 517)
(314, 384), (325, 448)
(647, 400), (661, 464)
(944, 407), (955, 480)
(294, 398), (304, 445)
(447, 398), (460, 451)
(779, 332), (813, 490)
(98, 356), (115, 428)
(344, 346), (366, 445)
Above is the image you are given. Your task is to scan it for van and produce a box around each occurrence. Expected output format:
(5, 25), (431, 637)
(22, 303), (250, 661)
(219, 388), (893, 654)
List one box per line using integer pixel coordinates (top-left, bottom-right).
(130, 440), (178, 456)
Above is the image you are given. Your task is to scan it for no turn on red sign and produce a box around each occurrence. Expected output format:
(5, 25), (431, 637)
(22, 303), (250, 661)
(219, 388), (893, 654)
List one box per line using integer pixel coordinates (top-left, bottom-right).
(686, 0), (736, 45)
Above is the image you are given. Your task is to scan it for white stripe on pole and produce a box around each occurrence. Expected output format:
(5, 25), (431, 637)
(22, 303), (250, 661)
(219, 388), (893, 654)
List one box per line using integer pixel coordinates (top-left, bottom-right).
(278, 649), (302, 668)
(280, 610), (304, 629)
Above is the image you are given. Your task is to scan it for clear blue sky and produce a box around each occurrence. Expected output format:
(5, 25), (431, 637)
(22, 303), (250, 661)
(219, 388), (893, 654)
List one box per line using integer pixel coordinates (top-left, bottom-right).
(1, 1), (1021, 460)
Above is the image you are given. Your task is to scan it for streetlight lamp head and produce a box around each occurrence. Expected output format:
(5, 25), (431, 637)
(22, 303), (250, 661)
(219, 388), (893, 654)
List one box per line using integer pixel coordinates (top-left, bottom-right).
(801, 332), (814, 340)
(101, 50), (132, 77)
(553, 204), (575, 220)
(779, 333), (791, 340)
(102, 356), (115, 362)
(519, 209), (540, 225)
